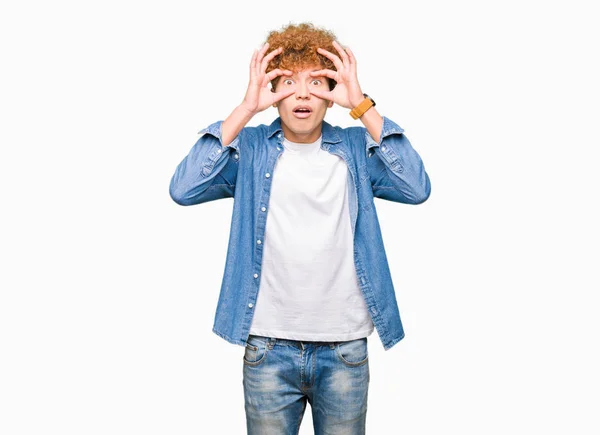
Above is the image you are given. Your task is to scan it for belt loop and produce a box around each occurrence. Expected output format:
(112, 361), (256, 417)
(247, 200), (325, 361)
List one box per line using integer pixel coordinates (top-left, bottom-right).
(267, 337), (276, 349)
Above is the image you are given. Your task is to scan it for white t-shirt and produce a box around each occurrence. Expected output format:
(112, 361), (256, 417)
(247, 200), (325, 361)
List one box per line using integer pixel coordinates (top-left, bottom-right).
(249, 135), (374, 341)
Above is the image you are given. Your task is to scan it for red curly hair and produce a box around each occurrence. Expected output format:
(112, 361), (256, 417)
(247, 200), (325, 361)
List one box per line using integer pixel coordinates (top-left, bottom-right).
(265, 22), (338, 91)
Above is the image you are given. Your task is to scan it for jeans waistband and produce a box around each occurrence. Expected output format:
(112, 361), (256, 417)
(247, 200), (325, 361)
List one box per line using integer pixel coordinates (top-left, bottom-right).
(248, 334), (363, 350)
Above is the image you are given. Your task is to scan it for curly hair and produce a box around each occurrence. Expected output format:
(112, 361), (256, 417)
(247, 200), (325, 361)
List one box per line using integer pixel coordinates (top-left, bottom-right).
(265, 22), (338, 91)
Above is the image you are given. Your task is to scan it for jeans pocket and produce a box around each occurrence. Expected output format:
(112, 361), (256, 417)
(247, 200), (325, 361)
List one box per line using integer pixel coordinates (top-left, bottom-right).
(336, 337), (369, 367)
(243, 335), (269, 367)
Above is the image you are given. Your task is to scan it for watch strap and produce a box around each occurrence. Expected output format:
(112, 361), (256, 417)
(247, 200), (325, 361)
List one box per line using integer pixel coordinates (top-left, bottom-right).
(350, 94), (375, 120)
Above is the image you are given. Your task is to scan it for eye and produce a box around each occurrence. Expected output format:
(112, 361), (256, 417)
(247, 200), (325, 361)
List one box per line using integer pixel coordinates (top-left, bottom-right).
(311, 79), (322, 86)
(283, 79), (294, 85)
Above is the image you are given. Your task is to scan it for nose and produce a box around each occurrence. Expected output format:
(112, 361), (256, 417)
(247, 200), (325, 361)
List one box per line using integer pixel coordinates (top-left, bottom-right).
(295, 81), (310, 99)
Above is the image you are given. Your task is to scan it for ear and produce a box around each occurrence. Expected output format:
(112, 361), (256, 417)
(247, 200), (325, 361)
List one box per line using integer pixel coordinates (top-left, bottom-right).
(327, 100), (334, 108)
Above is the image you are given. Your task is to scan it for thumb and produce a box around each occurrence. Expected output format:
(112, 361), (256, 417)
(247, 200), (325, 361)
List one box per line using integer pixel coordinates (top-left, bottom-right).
(272, 89), (295, 103)
(309, 90), (333, 102)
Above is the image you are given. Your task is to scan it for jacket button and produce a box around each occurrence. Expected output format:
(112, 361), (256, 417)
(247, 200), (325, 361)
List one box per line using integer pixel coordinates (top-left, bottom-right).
(234, 153), (239, 159)
(261, 207), (266, 212)
(256, 240), (262, 245)
(265, 173), (271, 178)
(381, 146), (387, 151)
(253, 273), (258, 278)
(248, 303), (253, 308)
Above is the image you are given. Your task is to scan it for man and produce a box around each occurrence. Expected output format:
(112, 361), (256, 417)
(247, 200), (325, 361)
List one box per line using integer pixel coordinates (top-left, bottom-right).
(170, 22), (430, 435)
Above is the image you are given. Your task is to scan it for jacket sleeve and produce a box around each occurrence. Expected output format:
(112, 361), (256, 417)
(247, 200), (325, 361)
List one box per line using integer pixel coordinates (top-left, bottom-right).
(169, 121), (241, 206)
(365, 116), (431, 204)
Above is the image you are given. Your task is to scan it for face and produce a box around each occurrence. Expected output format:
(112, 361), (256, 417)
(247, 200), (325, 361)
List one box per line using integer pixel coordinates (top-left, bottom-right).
(273, 66), (334, 143)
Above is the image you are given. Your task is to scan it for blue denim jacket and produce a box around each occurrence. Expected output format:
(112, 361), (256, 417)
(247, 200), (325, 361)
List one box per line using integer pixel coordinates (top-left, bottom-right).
(170, 116), (430, 350)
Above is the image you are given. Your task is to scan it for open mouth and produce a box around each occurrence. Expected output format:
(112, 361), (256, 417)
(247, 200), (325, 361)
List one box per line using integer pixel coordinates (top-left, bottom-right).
(293, 106), (312, 119)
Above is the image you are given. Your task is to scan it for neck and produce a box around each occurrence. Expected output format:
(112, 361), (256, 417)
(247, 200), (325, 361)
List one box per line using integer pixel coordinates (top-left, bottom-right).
(280, 123), (323, 144)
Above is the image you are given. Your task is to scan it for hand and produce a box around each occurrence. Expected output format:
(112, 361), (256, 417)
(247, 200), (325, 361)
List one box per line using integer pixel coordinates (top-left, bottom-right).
(240, 43), (295, 115)
(309, 41), (365, 109)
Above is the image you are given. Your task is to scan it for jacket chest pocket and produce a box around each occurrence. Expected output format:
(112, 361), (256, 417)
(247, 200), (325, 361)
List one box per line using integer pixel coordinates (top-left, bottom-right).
(357, 163), (371, 189)
(356, 164), (374, 211)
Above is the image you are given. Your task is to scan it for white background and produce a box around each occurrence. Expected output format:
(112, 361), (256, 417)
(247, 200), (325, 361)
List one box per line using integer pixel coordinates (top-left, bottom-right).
(1, 0), (599, 434)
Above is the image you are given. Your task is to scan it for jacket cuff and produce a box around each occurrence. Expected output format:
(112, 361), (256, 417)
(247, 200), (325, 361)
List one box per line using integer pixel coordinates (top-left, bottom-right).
(365, 116), (405, 152)
(196, 121), (241, 177)
(198, 120), (241, 152)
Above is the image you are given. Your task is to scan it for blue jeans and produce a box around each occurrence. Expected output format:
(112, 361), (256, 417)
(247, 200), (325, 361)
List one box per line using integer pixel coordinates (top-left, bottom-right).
(242, 334), (370, 435)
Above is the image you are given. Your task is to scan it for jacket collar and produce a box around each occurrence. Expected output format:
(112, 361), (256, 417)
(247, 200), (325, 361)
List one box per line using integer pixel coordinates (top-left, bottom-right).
(267, 117), (342, 144)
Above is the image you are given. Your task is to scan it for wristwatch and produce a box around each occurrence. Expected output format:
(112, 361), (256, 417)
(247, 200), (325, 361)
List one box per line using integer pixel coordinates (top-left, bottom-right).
(350, 94), (376, 119)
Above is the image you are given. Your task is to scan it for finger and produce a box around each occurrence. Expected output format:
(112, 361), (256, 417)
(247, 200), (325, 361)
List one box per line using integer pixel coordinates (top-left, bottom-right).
(249, 49), (258, 76)
(272, 88), (295, 103)
(317, 47), (344, 71)
(261, 47), (283, 73)
(310, 69), (337, 80)
(345, 46), (357, 73)
(265, 68), (293, 82)
(261, 68), (292, 87)
(332, 40), (350, 67)
(255, 42), (270, 72)
(309, 89), (333, 101)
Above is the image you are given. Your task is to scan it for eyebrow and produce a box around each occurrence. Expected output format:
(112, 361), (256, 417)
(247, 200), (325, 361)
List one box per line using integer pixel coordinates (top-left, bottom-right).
(288, 72), (326, 79)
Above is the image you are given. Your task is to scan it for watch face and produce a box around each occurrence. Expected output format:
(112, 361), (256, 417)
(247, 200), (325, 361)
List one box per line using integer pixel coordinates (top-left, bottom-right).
(364, 93), (375, 106)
